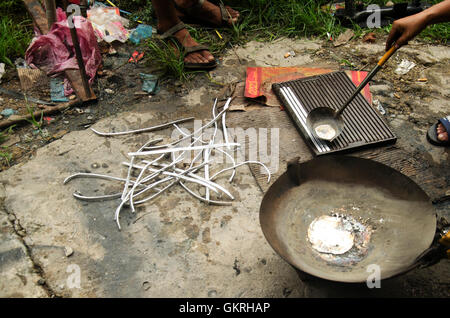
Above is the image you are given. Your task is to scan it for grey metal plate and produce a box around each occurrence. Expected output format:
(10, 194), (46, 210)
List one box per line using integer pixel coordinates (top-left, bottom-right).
(273, 71), (397, 156)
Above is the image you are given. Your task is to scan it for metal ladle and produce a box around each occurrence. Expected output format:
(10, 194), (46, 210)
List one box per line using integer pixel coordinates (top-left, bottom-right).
(306, 46), (397, 142)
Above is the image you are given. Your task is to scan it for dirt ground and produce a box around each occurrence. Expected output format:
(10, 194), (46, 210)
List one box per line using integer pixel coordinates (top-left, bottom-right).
(0, 33), (449, 298)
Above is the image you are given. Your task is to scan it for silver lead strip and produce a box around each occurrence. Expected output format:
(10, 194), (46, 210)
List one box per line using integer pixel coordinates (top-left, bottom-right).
(280, 87), (327, 153)
(284, 87), (330, 152)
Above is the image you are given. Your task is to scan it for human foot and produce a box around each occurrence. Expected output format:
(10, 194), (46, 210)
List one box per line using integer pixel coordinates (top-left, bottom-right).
(159, 22), (216, 68)
(174, 0), (240, 27)
(436, 123), (449, 142)
(427, 116), (450, 146)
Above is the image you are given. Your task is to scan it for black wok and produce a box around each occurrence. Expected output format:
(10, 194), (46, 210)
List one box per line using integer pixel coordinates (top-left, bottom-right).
(259, 156), (446, 283)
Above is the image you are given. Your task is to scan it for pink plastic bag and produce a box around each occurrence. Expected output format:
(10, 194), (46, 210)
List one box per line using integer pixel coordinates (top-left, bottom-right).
(25, 8), (101, 96)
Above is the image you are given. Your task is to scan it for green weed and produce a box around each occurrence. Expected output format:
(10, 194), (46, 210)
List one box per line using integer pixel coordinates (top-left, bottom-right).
(0, 147), (13, 166)
(24, 96), (44, 132)
(0, 125), (15, 144)
(0, 16), (32, 66)
(147, 39), (189, 81)
(0, 125), (16, 166)
(0, 0), (25, 15)
(146, 37), (209, 81)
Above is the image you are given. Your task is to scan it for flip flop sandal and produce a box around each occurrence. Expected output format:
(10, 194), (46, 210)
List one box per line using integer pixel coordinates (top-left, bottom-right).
(427, 115), (450, 147)
(158, 22), (217, 70)
(174, 0), (238, 27)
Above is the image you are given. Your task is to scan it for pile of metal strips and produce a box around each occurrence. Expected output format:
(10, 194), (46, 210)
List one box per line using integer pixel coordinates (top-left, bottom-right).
(64, 98), (271, 230)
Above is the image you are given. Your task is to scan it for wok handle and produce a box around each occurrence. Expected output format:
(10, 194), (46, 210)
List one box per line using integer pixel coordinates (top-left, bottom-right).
(413, 225), (450, 270)
(439, 231), (450, 259)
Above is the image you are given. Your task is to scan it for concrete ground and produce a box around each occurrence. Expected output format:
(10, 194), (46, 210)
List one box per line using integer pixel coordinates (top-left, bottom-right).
(0, 38), (449, 298)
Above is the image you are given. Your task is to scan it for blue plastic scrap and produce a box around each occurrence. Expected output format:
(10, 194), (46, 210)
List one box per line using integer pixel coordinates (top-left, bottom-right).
(50, 77), (69, 102)
(1, 109), (18, 117)
(129, 24), (153, 45)
(140, 73), (159, 94)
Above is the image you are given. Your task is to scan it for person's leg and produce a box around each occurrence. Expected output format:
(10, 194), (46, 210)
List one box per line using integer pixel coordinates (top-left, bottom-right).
(151, 0), (215, 65)
(173, 0), (239, 26)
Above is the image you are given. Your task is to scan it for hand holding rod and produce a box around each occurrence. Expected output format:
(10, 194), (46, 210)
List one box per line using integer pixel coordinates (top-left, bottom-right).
(335, 45), (397, 118)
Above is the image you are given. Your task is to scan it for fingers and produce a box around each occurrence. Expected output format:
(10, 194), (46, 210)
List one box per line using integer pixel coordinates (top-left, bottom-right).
(394, 32), (410, 48)
(386, 13), (429, 51)
(386, 23), (401, 51)
(436, 123), (448, 142)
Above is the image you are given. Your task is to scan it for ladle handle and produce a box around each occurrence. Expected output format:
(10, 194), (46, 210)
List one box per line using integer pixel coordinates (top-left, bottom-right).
(335, 46), (397, 118)
(378, 45), (397, 67)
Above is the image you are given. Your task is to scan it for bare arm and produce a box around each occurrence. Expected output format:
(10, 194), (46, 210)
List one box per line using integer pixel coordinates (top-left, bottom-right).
(386, 0), (450, 50)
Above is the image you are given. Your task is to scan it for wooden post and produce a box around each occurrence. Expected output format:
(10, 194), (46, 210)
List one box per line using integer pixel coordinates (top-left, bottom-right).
(44, 0), (57, 30)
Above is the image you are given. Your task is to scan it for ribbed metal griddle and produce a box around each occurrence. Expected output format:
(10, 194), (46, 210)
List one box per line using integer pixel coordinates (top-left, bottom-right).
(272, 71), (396, 155)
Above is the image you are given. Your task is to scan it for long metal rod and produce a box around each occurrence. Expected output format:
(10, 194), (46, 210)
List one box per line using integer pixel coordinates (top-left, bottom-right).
(335, 65), (381, 118)
(68, 22), (92, 98)
(335, 46), (397, 118)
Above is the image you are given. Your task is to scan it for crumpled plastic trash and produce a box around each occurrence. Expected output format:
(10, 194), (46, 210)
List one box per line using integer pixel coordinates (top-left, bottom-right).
(50, 77), (69, 102)
(1, 109), (18, 117)
(25, 8), (101, 96)
(395, 59), (416, 75)
(14, 58), (28, 69)
(129, 24), (153, 45)
(87, 3), (130, 43)
(140, 73), (159, 94)
(372, 99), (386, 115)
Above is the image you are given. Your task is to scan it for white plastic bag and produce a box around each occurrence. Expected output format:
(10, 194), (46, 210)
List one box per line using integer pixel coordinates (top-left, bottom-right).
(87, 4), (130, 43)
(395, 59), (415, 75)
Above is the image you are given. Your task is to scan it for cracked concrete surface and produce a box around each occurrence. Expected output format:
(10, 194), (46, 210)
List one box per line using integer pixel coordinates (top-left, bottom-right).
(0, 38), (449, 298)
(0, 200), (48, 297)
(0, 111), (304, 297)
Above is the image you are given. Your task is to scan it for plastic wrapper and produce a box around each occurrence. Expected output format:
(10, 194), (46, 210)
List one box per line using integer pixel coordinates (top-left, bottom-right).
(129, 24), (153, 44)
(87, 4), (130, 43)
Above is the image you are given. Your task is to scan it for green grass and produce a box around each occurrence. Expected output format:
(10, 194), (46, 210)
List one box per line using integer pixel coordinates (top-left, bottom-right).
(147, 38), (193, 81)
(0, 0), (26, 15)
(0, 125), (15, 144)
(0, 16), (32, 66)
(24, 97), (44, 132)
(0, 125), (15, 166)
(0, 148), (13, 166)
